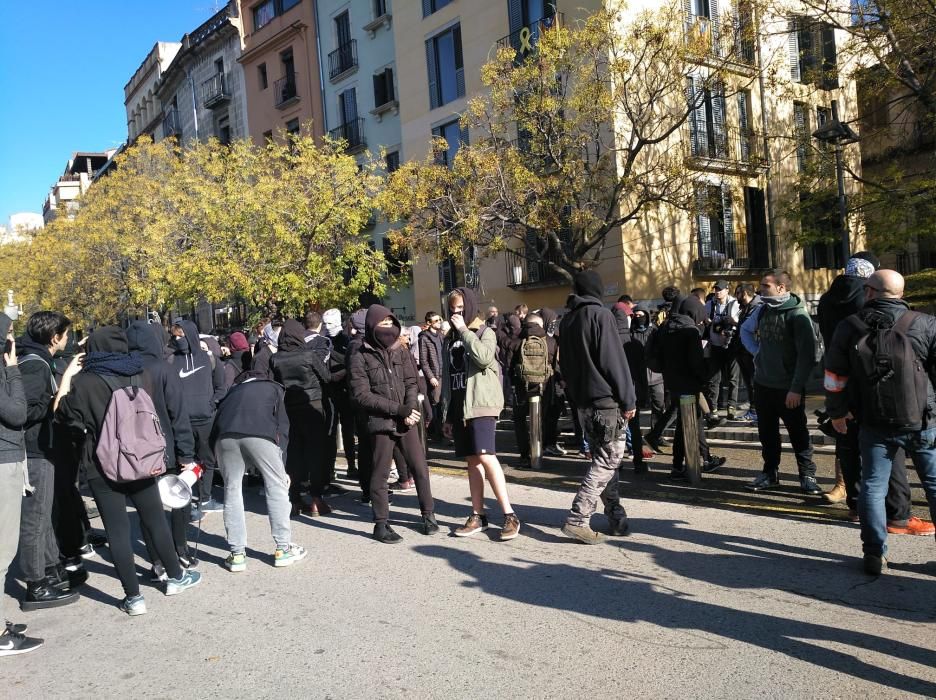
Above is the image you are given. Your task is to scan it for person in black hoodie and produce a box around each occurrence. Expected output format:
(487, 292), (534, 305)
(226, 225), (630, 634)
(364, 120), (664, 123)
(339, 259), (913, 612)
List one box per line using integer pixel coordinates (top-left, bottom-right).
(127, 321), (198, 574)
(323, 309), (358, 479)
(817, 254), (923, 534)
(17, 311), (80, 610)
(222, 331), (252, 390)
(647, 295), (727, 479)
(55, 326), (202, 615)
(615, 302), (661, 474)
(558, 271), (635, 544)
(347, 309), (374, 500)
(210, 370), (306, 570)
(169, 320), (226, 517)
(348, 305), (437, 543)
(272, 319), (334, 517)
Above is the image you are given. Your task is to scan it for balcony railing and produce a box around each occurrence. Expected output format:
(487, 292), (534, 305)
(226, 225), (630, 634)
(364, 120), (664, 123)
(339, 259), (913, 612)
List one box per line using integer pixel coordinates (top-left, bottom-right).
(328, 117), (366, 152)
(685, 14), (756, 67)
(505, 247), (566, 288)
(496, 13), (563, 60)
(685, 123), (767, 172)
(895, 250), (936, 275)
(163, 107), (181, 138)
(328, 40), (358, 80)
(274, 74), (298, 109)
(202, 72), (230, 108)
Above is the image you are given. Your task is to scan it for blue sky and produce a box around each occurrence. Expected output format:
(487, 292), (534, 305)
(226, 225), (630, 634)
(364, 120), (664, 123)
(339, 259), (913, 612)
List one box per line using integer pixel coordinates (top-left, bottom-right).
(0, 1), (229, 225)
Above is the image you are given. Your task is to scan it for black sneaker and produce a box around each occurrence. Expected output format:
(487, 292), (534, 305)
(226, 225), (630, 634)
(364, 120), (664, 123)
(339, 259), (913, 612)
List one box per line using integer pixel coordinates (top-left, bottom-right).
(608, 516), (630, 536)
(373, 523), (403, 544)
(702, 456), (726, 473)
(88, 532), (108, 548)
(0, 626), (43, 656)
(78, 543), (96, 559)
(669, 468), (689, 482)
(746, 472), (780, 491)
(705, 413), (727, 429)
(422, 514), (440, 535)
(151, 561), (168, 582)
(863, 553), (887, 576)
(800, 476), (823, 495)
(322, 483), (347, 498)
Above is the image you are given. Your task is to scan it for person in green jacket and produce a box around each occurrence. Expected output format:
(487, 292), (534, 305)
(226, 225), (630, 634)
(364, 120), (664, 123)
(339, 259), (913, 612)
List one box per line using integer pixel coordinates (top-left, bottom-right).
(444, 287), (520, 541)
(741, 269), (821, 494)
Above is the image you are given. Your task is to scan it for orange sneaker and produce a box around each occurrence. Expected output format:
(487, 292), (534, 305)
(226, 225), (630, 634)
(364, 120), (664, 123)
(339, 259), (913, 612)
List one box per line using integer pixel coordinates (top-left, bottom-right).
(886, 517), (935, 536)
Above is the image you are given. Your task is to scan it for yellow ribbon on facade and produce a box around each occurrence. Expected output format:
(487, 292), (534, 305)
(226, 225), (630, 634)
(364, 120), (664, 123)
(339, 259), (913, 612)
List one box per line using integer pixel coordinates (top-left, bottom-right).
(519, 26), (533, 53)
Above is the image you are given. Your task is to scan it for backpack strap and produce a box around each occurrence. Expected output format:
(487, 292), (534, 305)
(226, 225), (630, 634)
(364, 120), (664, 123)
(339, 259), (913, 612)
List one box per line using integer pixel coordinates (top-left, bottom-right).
(894, 310), (921, 335)
(19, 353), (58, 393)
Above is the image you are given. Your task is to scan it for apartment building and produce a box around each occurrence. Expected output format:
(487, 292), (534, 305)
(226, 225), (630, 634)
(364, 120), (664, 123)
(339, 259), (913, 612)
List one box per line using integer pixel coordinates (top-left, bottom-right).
(154, 1), (250, 146)
(42, 151), (116, 223)
(315, 0), (415, 321)
(237, 0), (324, 142)
(125, 41), (182, 143)
(392, 0), (859, 316)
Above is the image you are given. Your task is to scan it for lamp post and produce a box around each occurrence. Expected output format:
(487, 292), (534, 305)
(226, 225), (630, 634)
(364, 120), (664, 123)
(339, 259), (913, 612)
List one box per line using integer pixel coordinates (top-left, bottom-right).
(4, 289), (20, 321)
(811, 99), (859, 264)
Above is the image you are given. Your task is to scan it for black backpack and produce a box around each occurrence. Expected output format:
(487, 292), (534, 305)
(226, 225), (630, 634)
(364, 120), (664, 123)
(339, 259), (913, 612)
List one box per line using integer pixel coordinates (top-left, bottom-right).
(848, 310), (928, 431)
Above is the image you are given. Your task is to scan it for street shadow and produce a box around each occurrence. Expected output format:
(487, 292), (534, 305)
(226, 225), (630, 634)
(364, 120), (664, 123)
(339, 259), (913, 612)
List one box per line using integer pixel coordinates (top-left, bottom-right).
(414, 544), (936, 696)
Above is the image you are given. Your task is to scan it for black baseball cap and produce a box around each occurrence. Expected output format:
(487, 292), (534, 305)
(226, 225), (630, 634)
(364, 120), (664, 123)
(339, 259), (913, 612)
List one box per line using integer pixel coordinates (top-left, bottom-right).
(713, 279), (729, 290)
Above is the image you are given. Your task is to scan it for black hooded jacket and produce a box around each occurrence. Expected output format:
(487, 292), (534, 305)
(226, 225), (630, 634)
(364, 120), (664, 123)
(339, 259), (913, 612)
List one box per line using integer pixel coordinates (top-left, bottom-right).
(615, 303), (662, 402)
(818, 275), (865, 349)
(17, 334), (57, 459)
(210, 374), (290, 452)
(271, 320), (332, 408)
(649, 312), (708, 395)
(347, 304), (419, 435)
(168, 320), (226, 423)
(558, 281), (636, 411)
(127, 321), (195, 467)
(0, 313), (27, 463)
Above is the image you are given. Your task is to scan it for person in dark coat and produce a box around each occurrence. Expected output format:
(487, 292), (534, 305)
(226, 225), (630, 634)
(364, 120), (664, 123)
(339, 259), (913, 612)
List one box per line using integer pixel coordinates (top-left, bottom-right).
(221, 331), (252, 389)
(323, 309), (358, 480)
(418, 311), (445, 441)
(271, 320), (333, 517)
(348, 305), (436, 543)
(615, 302), (660, 473)
(127, 321), (198, 573)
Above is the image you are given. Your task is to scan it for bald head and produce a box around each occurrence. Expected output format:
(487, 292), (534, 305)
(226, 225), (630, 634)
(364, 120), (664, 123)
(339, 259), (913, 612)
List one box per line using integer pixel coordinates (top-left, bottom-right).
(868, 269), (904, 299)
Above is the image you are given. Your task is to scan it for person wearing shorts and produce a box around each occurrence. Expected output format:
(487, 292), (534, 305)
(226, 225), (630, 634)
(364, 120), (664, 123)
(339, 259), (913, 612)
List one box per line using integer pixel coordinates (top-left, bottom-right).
(444, 287), (520, 541)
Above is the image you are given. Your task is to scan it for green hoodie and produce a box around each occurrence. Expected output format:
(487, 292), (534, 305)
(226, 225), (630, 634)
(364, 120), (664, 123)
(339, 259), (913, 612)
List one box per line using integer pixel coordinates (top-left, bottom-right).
(753, 293), (817, 394)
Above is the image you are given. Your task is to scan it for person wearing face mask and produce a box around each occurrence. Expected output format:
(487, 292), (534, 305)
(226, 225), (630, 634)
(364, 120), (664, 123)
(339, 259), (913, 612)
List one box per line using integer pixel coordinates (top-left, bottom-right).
(251, 320), (281, 380)
(617, 303), (663, 473)
(348, 305), (436, 543)
(739, 269), (821, 494)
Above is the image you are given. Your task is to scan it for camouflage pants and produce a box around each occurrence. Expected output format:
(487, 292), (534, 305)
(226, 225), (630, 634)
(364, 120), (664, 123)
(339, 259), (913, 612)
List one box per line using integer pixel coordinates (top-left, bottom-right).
(566, 407), (627, 527)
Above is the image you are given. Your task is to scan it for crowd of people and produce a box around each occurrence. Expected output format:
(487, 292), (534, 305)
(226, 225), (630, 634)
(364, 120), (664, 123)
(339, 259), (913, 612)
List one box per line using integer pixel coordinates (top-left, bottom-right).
(2, 253), (935, 656)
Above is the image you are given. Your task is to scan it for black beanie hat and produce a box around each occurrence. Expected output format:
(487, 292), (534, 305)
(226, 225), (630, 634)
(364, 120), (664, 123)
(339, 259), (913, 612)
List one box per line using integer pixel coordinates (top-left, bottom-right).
(573, 270), (604, 299)
(851, 250), (881, 270)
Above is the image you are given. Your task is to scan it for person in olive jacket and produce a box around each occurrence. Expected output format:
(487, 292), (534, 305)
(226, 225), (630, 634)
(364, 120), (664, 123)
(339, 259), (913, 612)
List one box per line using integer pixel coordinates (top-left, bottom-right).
(348, 305), (436, 543)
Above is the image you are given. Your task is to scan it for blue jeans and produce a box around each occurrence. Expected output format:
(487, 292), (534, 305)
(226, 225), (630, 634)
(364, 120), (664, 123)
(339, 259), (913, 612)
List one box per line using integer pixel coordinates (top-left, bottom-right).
(858, 426), (936, 556)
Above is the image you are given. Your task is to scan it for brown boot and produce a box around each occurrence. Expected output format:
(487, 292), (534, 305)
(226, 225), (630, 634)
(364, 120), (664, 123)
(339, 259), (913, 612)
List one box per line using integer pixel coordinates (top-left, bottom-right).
(822, 458), (846, 504)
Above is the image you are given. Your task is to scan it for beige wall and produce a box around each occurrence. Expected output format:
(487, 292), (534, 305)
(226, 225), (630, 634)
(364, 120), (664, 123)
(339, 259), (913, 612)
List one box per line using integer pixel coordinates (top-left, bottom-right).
(238, 0), (325, 141)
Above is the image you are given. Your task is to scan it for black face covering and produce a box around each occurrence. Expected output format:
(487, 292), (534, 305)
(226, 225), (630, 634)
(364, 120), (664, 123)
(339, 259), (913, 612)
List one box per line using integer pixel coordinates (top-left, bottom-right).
(173, 336), (190, 354)
(373, 324), (400, 350)
(631, 313), (648, 330)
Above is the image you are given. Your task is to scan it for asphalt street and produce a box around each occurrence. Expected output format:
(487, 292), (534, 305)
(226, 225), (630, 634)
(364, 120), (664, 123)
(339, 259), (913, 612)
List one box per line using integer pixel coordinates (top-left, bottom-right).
(4, 465), (936, 699)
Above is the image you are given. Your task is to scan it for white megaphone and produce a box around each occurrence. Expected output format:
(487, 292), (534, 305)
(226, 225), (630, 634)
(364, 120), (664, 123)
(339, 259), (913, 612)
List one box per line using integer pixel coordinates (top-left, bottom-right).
(158, 463), (204, 509)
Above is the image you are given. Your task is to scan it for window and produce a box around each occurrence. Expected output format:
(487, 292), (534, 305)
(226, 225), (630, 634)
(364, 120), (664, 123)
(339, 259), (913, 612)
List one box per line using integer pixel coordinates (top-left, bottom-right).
(385, 150), (400, 172)
(286, 118), (300, 135)
(373, 67), (395, 108)
(695, 183), (736, 268)
(374, 0), (388, 17)
(339, 88), (358, 126)
(422, 0), (452, 17)
(329, 12), (357, 79)
(432, 119), (468, 167)
(258, 63), (268, 90)
(426, 24), (464, 110)
(788, 16), (838, 89)
(253, 0), (301, 31)
(383, 238), (410, 278)
(262, 130), (274, 143)
(687, 76), (727, 159)
(215, 57), (224, 75)
(793, 102), (809, 173)
(216, 115), (231, 146)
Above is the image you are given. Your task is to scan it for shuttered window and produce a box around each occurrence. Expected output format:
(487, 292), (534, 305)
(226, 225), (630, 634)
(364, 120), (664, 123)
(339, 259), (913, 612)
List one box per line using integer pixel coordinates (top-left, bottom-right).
(426, 24), (464, 110)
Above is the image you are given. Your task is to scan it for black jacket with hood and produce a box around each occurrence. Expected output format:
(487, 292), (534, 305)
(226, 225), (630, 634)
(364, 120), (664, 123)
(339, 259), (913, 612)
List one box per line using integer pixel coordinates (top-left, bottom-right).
(271, 320), (332, 408)
(348, 305), (419, 435)
(818, 275), (865, 349)
(0, 313), (27, 464)
(210, 372), (290, 452)
(168, 320), (226, 424)
(17, 333), (58, 459)
(616, 303), (662, 403)
(649, 311), (709, 396)
(558, 271), (636, 411)
(127, 321), (195, 468)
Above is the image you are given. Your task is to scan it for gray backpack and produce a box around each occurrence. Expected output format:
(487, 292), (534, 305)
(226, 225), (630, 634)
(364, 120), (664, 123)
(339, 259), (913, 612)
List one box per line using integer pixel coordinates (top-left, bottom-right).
(95, 375), (167, 482)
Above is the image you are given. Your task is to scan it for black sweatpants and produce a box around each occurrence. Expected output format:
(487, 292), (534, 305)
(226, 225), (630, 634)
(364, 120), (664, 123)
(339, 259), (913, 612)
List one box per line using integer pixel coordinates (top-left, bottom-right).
(286, 401), (336, 501)
(333, 392), (357, 472)
(191, 420), (217, 503)
(52, 455), (90, 559)
(370, 430), (433, 524)
(754, 384), (817, 478)
(88, 475), (183, 597)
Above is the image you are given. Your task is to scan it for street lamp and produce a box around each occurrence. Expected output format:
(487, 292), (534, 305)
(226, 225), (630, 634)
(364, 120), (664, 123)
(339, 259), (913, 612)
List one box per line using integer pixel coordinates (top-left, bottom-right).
(4, 289), (20, 321)
(812, 99), (859, 264)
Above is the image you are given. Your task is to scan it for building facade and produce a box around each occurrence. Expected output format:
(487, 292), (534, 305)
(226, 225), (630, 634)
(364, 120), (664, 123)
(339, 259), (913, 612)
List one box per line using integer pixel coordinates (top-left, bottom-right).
(42, 151), (116, 223)
(2, 213), (44, 245)
(154, 1), (250, 146)
(315, 0), (415, 322)
(237, 0), (325, 142)
(125, 41), (182, 143)
(391, 0), (860, 317)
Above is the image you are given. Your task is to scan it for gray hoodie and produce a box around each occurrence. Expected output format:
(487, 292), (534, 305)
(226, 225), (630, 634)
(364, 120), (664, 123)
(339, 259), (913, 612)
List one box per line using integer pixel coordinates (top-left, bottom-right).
(0, 313), (30, 492)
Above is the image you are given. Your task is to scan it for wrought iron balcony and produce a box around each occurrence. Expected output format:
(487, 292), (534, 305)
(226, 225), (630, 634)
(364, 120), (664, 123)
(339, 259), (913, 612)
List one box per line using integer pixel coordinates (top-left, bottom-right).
(496, 13), (563, 60)
(505, 247), (566, 288)
(684, 123), (767, 174)
(685, 14), (756, 67)
(328, 117), (366, 152)
(274, 74), (298, 109)
(162, 107), (181, 139)
(202, 72), (230, 108)
(328, 40), (358, 80)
